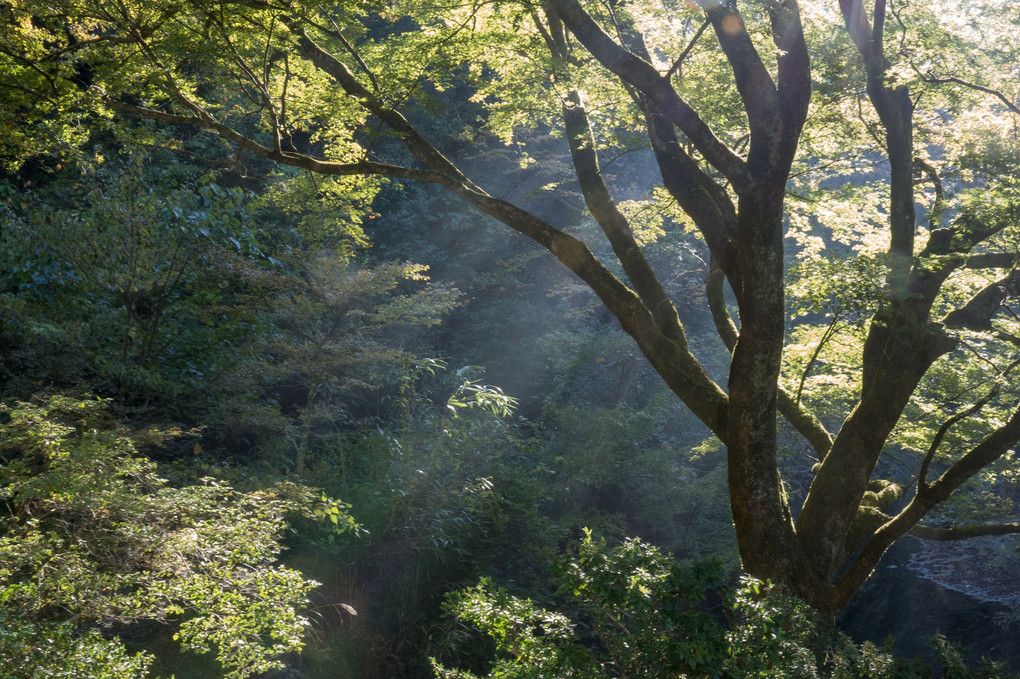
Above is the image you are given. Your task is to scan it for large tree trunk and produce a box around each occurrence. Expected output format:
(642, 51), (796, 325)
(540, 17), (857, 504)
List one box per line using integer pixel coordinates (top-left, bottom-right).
(726, 188), (807, 590)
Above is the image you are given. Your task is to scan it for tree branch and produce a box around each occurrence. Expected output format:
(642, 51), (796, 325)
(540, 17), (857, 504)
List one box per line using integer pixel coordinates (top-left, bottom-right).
(701, 2), (778, 130)
(833, 398), (1020, 609)
(778, 389), (834, 459)
(964, 253), (1018, 270)
(548, 0), (749, 192)
(910, 523), (1020, 540)
(795, 315), (841, 406)
(451, 186), (731, 438)
(706, 256), (738, 351)
(702, 0), (810, 182)
(291, 23), (734, 438)
(644, 105), (736, 270)
(942, 271), (1015, 331)
(838, 0), (880, 67)
(839, 0), (913, 268)
(922, 203), (1020, 259)
(665, 19), (710, 80)
(771, 0), (812, 136)
(921, 74), (1020, 116)
(97, 92), (444, 182)
(562, 89), (685, 342)
(706, 256), (833, 457)
(914, 157), (944, 231)
(917, 381), (1002, 493)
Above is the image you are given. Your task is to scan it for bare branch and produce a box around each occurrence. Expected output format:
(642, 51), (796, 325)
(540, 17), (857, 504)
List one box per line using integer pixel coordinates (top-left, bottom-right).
(917, 382), (1001, 493)
(795, 315), (841, 406)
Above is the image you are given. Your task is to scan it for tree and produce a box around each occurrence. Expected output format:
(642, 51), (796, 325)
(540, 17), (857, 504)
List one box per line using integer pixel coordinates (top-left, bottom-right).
(0, 152), (265, 406)
(2, 0), (1019, 613)
(259, 255), (460, 474)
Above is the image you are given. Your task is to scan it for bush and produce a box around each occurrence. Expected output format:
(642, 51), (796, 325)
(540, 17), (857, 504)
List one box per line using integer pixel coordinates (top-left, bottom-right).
(433, 532), (1018, 679)
(0, 395), (352, 678)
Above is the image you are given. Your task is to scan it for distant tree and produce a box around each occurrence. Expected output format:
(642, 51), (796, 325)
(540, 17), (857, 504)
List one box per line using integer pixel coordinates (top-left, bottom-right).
(2, 0), (1020, 612)
(0, 153), (266, 407)
(260, 256), (460, 474)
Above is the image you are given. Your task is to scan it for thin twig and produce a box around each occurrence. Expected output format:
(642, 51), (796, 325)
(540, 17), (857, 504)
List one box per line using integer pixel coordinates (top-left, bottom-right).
(666, 20), (711, 80)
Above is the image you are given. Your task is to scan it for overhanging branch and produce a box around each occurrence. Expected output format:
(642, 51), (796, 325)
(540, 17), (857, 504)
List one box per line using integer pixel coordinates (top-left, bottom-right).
(288, 22), (735, 438)
(99, 93), (440, 181)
